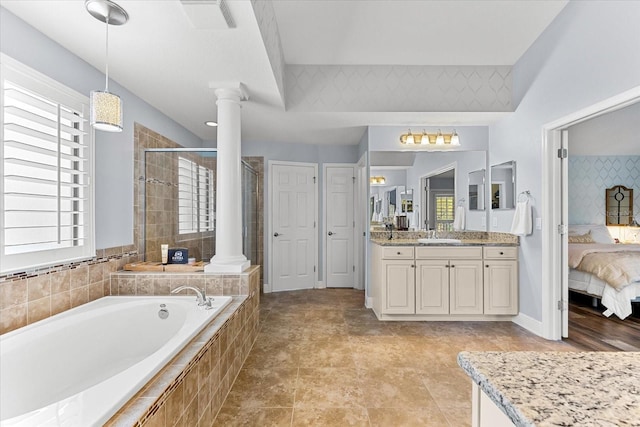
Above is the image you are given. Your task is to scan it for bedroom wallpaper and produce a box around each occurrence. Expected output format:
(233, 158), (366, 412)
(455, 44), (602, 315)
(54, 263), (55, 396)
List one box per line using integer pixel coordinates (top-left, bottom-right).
(568, 156), (640, 226)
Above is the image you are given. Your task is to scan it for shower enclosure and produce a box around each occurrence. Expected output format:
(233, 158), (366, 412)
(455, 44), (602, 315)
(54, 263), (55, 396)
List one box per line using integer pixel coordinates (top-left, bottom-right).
(143, 148), (259, 265)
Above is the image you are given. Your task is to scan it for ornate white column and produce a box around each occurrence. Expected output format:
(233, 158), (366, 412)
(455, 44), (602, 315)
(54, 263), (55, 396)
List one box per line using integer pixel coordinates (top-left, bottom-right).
(205, 85), (250, 273)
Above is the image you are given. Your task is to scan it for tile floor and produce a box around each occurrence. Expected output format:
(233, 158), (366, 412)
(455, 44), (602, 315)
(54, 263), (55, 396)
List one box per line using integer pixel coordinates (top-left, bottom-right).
(213, 289), (579, 426)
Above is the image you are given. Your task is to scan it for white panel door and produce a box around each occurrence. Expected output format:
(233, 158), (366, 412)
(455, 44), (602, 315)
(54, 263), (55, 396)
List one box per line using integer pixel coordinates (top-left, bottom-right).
(325, 165), (355, 288)
(271, 163), (316, 292)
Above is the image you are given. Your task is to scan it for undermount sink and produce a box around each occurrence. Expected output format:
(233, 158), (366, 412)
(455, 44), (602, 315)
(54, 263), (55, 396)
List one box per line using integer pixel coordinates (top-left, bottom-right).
(417, 238), (462, 244)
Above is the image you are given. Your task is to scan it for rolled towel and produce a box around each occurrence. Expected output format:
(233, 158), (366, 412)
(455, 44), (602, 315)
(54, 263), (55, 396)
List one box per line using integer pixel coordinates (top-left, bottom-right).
(510, 199), (532, 236)
(453, 206), (465, 231)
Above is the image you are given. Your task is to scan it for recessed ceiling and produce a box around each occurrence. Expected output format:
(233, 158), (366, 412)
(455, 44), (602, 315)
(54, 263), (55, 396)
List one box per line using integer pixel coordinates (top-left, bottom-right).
(1, 0), (569, 145)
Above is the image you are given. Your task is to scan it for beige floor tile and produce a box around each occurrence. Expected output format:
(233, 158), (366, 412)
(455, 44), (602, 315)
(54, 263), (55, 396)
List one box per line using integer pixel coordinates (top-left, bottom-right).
(213, 407), (293, 426)
(243, 334), (302, 369)
(359, 367), (437, 408)
(298, 336), (356, 368)
(292, 407), (369, 426)
(422, 368), (473, 410)
(294, 368), (366, 409)
(222, 368), (298, 409)
(367, 407), (451, 427)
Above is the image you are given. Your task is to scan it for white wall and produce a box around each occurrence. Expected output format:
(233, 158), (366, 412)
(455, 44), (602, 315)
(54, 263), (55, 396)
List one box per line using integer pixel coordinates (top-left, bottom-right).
(489, 1), (640, 322)
(0, 8), (203, 250)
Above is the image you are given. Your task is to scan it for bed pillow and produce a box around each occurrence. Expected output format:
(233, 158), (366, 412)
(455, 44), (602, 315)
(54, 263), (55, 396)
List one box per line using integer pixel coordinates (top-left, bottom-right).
(568, 224), (614, 244)
(567, 232), (595, 244)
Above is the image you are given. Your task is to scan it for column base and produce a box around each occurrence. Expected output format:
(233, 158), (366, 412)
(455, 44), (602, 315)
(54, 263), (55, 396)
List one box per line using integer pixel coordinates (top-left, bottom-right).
(205, 255), (251, 273)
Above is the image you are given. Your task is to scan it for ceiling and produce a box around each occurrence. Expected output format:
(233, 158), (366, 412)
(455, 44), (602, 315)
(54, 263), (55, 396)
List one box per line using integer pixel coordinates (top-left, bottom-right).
(1, 0), (569, 145)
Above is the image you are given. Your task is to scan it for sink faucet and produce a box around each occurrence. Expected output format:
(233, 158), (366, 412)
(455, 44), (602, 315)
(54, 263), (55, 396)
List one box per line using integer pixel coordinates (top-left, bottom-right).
(171, 285), (212, 308)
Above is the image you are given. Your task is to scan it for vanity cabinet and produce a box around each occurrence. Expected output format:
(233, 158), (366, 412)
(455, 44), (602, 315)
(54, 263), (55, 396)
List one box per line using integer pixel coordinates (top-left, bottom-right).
(483, 247), (518, 315)
(372, 243), (518, 320)
(416, 247), (483, 315)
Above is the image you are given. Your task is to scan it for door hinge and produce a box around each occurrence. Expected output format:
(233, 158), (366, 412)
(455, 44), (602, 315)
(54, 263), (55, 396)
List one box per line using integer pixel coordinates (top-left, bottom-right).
(313, 176), (316, 184)
(557, 300), (567, 311)
(314, 221), (316, 228)
(314, 265), (316, 272)
(558, 224), (568, 235)
(353, 220), (355, 228)
(353, 265), (355, 272)
(557, 148), (568, 159)
(352, 176), (356, 183)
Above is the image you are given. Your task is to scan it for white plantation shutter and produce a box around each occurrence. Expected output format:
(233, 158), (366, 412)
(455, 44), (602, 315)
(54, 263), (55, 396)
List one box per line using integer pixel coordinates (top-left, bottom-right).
(1, 55), (95, 273)
(178, 156), (214, 234)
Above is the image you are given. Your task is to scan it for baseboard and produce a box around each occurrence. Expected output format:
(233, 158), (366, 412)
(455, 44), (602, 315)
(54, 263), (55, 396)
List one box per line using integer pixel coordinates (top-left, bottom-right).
(512, 312), (544, 337)
(316, 281), (326, 289)
(365, 296), (373, 309)
(263, 282), (272, 293)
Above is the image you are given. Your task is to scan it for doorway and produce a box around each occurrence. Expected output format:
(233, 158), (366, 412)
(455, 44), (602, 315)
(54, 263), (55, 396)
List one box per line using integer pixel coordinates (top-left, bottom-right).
(541, 86), (640, 340)
(269, 161), (318, 292)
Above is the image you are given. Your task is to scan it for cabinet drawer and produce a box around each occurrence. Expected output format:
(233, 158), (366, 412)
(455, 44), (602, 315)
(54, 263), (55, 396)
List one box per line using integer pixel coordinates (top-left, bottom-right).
(483, 247), (518, 260)
(416, 246), (482, 260)
(382, 246), (415, 259)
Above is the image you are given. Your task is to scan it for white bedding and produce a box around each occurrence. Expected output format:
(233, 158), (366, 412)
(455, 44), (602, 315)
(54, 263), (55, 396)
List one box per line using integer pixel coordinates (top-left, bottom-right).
(569, 268), (640, 319)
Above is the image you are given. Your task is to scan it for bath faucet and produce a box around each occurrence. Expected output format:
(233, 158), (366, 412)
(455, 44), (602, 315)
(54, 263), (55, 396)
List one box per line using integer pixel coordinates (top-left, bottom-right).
(171, 286), (212, 308)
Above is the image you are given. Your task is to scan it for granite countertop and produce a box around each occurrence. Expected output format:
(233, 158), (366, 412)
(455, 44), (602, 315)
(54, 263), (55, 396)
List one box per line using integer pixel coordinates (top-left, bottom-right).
(371, 238), (518, 247)
(457, 351), (640, 427)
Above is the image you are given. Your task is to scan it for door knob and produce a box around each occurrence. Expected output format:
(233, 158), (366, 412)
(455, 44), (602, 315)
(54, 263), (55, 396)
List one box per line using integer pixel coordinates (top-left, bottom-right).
(273, 232), (280, 237)
(328, 231), (334, 236)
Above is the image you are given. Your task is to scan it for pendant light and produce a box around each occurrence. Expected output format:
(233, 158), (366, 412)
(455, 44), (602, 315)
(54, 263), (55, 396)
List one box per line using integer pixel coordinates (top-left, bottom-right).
(86, 0), (129, 132)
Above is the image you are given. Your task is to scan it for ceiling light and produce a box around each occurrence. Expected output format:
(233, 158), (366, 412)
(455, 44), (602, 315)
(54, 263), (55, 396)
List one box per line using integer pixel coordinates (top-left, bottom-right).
(86, 0), (128, 132)
(399, 129), (461, 147)
(205, 121), (218, 127)
(370, 176), (386, 185)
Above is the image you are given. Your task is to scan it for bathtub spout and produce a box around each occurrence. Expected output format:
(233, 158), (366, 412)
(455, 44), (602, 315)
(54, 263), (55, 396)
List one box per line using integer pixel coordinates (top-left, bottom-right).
(171, 286), (212, 308)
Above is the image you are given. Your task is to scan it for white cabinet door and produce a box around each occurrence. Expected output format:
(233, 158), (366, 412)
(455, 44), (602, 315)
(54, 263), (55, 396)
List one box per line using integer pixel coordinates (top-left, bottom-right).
(324, 165), (355, 287)
(484, 260), (518, 315)
(449, 260), (483, 314)
(382, 260), (415, 314)
(271, 163), (317, 292)
(416, 260), (449, 314)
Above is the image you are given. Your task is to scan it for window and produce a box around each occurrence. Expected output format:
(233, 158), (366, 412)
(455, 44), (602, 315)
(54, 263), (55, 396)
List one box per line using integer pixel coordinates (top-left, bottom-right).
(435, 194), (455, 232)
(1, 55), (94, 273)
(178, 156), (214, 234)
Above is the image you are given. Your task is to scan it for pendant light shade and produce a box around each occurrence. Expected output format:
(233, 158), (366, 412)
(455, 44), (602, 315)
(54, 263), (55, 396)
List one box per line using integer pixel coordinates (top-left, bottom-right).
(90, 90), (123, 132)
(86, 0), (128, 133)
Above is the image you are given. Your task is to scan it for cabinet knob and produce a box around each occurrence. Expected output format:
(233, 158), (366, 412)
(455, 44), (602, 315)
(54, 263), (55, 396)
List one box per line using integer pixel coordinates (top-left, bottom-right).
(486, 265), (489, 268)
(411, 264), (415, 268)
(500, 251), (504, 255)
(451, 265), (455, 268)
(397, 252), (401, 255)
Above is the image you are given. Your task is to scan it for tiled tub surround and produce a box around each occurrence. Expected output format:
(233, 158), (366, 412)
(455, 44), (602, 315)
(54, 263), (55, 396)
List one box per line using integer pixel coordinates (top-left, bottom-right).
(0, 245), (140, 335)
(457, 351), (640, 426)
(1, 296), (231, 425)
(106, 291), (260, 427)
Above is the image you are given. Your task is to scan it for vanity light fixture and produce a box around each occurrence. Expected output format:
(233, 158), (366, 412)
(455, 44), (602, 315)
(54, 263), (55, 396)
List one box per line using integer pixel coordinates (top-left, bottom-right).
(370, 176), (386, 185)
(86, 0), (129, 132)
(399, 129), (462, 146)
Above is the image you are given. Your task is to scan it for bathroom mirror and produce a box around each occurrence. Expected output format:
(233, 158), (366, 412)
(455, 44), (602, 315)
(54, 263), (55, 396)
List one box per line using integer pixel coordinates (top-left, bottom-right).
(468, 169), (485, 211)
(605, 185), (633, 225)
(491, 161), (516, 210)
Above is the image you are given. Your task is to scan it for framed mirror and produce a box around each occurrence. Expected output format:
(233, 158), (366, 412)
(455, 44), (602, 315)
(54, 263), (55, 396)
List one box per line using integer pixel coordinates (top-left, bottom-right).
(606, 185), (633, 225)
(491, 161), (516, 210)
(468, 169), (485, 211)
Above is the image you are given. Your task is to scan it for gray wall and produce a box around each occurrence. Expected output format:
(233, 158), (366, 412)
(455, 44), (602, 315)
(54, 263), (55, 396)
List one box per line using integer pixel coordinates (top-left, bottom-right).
(0, 8), (203, 250)
(489, 0), (640, 322)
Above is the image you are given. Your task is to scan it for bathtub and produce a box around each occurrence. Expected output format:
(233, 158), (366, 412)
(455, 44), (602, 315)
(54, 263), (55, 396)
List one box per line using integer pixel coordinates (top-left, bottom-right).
(0, 295), (232, 427)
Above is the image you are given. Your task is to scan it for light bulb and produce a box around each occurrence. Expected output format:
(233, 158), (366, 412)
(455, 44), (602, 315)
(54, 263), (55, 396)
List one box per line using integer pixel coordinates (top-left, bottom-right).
(435, 130), (444, 145)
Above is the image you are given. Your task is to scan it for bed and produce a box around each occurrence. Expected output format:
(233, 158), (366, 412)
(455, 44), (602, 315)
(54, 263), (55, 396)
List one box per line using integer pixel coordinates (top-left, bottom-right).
(568, 224), (640, 320)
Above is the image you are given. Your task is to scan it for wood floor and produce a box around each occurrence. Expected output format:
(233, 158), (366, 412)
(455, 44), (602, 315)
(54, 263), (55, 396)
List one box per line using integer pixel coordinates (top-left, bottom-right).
(565, 292), (640, 351)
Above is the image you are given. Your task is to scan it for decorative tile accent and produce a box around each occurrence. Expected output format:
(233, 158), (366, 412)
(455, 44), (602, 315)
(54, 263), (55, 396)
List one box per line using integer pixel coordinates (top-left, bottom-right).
(568, 156), (640, 225)
(285, 65), (512, 112)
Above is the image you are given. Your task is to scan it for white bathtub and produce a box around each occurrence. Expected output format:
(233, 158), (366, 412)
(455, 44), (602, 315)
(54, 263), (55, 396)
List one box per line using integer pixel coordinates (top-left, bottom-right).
(0, 295), (232, 427)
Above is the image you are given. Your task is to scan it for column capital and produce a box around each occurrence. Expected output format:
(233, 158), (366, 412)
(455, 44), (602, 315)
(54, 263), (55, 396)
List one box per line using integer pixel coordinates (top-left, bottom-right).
(209, 82), (249, 101)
